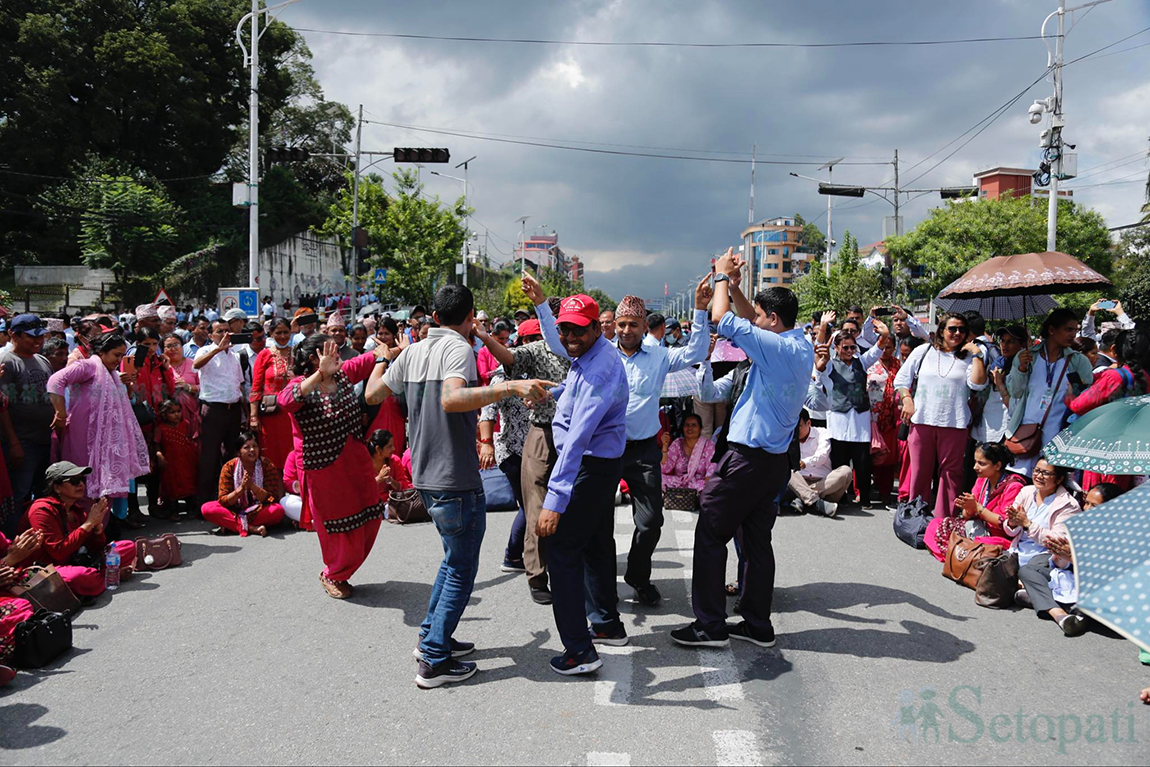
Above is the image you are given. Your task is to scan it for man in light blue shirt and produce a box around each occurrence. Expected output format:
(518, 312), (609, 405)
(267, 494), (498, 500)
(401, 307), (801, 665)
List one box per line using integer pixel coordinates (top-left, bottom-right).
(536, 276), (712, 606)
(671, 248), (813, 651)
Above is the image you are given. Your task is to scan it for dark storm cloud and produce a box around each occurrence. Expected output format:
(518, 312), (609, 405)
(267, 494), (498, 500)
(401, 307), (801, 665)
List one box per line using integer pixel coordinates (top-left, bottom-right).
(286, 1), (1150, 300)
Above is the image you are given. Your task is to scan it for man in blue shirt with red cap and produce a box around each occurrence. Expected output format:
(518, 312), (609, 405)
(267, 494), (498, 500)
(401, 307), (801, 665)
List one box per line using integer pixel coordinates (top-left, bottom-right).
(535, 293), (629, 676)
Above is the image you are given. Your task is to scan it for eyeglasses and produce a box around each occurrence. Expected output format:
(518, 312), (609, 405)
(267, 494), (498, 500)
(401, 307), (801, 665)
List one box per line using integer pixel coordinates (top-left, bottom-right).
(558, 324), (590, 338)
(1033, 469), (1057, 479)
(944, 326), (967, 334)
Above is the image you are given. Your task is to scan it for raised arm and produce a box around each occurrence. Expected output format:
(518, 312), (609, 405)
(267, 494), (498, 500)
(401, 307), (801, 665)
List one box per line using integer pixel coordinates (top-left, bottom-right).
(667, 277), (713, 372)
(534, 297), (571, 360)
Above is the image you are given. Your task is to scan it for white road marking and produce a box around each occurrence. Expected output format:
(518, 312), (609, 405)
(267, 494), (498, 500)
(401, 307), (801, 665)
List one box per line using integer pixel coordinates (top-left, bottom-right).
(593, 645), (637, 706)
(674, 529), (744, 701)
(712, 730), (764, 766)
(587, 752), (631, 766)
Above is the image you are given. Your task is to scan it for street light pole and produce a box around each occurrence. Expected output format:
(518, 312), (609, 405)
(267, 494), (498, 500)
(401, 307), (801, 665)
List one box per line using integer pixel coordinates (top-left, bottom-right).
(819, 158), (844, 277)
(516, 216), (530, 272)
(1046, 0), (1066, 252)
(236, 0), (302, 291)
(350, 103), (362, 303)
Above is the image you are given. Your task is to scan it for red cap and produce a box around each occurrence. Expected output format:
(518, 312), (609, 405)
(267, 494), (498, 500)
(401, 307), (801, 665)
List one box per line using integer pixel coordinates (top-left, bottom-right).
(556, 294), (599, 327)
(516, 319), (541, 337)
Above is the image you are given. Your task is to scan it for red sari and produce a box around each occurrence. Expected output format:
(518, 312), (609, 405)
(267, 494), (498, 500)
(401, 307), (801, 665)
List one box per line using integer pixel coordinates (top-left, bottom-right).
(251, 347), (295, 470)
(155, 422), (198, 501)
(867, 354), (902, 499)
(278, 353), (383, 583)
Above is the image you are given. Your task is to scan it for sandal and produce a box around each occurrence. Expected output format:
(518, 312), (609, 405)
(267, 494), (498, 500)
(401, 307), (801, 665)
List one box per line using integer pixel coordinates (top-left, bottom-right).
(725, 583), (740, 597)
(319, 573), (353, 599)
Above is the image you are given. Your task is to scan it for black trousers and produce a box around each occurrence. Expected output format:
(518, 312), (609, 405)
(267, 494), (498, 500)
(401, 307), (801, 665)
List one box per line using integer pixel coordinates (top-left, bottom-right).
(542, 456), (624, 654)
(621, 436), (663, 587)
(692, 444), (790, 635)
(198, 401), (243, 505)
(830, 438), (872, 505)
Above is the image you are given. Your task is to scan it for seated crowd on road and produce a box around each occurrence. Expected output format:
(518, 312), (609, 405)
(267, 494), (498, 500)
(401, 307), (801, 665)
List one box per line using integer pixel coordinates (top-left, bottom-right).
(1, 264), (1148, 695)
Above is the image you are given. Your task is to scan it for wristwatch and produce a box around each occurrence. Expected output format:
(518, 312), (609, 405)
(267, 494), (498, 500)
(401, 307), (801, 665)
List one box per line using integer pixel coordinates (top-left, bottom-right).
(713, 273), (730, 284)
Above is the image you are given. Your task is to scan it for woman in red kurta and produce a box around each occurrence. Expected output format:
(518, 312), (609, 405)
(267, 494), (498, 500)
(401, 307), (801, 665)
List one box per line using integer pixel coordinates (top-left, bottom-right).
(278, 338), (387, 599)
(1069, 336), (1150, 492)
(154, 400), (199, 511)
(249, 319), (295, 470)
(365, 317), (407, 454)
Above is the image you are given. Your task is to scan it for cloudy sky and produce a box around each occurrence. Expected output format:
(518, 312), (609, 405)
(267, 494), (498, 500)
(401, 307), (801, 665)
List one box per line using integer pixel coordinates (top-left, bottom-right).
(282, 0), (1150, 301)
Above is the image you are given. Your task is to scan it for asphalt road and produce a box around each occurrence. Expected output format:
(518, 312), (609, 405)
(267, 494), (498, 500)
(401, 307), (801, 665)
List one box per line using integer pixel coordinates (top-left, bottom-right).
(1, 498), (1147, 766)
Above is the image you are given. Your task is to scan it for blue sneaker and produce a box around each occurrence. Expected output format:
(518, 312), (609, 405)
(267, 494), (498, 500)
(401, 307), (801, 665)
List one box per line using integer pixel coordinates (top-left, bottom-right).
(415, 659), (478, 689)
(549, 647), (603, 676)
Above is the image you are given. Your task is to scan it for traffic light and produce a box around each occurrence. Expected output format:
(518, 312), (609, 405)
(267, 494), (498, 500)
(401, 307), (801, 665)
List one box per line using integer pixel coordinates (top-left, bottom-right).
(393, 147), (450, 163)
(266, 146), (309, 164)
(880, 265), (893, 294)
(818, 184), (866, 198)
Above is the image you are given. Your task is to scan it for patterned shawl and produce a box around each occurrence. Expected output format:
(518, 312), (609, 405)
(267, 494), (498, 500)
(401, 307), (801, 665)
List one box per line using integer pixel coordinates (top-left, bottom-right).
(82, 357), (151, 498)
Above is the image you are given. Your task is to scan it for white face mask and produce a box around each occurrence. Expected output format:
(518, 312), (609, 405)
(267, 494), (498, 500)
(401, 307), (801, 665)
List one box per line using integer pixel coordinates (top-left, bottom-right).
(273, 338), (292, 350)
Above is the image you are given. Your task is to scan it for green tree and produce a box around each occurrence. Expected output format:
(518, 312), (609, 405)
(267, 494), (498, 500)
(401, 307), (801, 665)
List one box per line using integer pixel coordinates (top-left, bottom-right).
(885, 195), (1113, 300)
(1114, 225), (1150, 322)
(586, 288), (617, 313)
(322, 169), (469, 305)
(791, 229), (883, 319)
(76, 175), (183, 287)
(0, 0), (317, 268)
(795, 212), (826, 256)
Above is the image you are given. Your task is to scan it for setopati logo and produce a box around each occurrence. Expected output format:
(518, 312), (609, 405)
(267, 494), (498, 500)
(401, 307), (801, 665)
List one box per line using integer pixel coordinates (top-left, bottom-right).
(893, 686), (1139, 754)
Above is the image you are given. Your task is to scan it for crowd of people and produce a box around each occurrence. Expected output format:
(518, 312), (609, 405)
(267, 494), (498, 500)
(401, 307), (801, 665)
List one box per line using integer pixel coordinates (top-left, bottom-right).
(0, 260), (1147, 694)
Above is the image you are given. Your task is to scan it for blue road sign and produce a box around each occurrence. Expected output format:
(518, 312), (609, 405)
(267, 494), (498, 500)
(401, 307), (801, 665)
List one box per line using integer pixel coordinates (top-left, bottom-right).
(238, 289), (258, 317)
(374, 268), (387, 285)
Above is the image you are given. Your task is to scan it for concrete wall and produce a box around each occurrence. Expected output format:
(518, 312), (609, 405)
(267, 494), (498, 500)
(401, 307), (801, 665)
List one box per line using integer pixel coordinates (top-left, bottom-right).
(15, 266), (115, 288)
(257, 231), (350, 307)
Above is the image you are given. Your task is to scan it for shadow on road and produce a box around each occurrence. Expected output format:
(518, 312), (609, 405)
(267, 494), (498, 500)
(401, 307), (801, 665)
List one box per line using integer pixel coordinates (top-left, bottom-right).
(774, 581), (967, 625)
(0, 703), (67, 749)
(176, 540), (242, 566)
(784, 620), (976, 662)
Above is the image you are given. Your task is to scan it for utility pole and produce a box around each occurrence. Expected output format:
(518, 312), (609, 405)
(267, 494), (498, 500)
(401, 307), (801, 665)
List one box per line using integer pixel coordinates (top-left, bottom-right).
(819, 158), (844, 277)
(891, 149), (900, 266)
(1047, 0), (1066, 252)
(236, 0), (301, 291)
(349, 103), (363, 304)
(516, 216), (530, 272)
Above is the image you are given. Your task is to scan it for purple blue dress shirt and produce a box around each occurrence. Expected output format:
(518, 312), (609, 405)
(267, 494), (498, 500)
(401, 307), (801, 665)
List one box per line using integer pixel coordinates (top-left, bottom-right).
(543, 333), (629, 514)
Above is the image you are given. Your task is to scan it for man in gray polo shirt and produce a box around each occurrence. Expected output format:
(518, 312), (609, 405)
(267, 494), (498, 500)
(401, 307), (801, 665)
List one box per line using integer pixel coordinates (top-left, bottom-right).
(369, 284), (552, 689)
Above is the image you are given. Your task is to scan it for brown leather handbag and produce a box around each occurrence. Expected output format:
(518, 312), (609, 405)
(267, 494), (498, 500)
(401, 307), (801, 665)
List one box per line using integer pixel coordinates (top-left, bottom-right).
(9, 565), (83, 615)
(1005, 357), (1067, 457)
(134, 534), (182, 570)
(387, 489), (430, 524)
(942, 533), (1019, 609)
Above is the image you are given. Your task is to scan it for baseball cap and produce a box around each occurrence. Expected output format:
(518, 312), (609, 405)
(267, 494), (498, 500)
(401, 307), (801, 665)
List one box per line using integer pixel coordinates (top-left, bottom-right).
(476, 310), (489, 321)
(513, 308), (532, 320)
(9, 313), (47, 336)
(44, 461), (93, 487)
(556, 294), (600, 327)
(665, 317), (681, 331)
(996, 324), (1027, 343)
(223, 308), (248, 322)
(516, 319), (541, 337)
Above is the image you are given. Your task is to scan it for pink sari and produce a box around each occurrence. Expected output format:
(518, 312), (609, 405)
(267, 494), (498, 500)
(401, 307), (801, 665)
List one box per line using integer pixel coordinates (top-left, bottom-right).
(78, 358), (151, 498)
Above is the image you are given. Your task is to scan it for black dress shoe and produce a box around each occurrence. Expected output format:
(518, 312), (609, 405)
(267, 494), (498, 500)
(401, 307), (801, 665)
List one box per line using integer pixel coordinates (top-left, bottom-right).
(530, 586), (553, 605)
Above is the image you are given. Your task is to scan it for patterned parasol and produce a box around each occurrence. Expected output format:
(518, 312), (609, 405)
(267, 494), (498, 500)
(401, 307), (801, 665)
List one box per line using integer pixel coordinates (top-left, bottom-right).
(937, 251), (1111, 299)
(661, 367), (700, 399)
(1065, 483), (1150, 653)
(1044, 395), (1150, 475)
(933, 294), (1057, 321)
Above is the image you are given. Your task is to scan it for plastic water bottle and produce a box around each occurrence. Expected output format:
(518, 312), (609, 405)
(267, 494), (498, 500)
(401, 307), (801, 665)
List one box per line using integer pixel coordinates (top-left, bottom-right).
(238, 511), (249, 537)
(105, 545), (121, 591)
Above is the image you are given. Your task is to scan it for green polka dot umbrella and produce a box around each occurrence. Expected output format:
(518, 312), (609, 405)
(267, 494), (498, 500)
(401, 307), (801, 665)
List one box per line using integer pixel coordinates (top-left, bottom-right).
(1044, 395), (1150, 475)
(1065, 483), (1150, 653)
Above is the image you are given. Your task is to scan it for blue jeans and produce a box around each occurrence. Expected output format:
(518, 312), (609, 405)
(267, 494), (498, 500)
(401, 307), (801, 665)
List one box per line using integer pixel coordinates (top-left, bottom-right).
(418, 488), (487, 666)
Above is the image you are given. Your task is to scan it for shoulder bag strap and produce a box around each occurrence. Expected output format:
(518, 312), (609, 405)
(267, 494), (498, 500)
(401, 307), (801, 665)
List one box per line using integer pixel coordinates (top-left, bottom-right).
(1036, 353), (1069, 431)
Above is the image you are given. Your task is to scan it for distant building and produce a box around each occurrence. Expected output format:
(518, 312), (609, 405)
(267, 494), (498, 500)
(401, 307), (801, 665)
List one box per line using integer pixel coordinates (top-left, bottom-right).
(569, 254), (584, 284)
(973, 166), (1073, 201)
(514, 231), (568, 273)
(859, 241), (888, 270)
(741, 216), (803, 291)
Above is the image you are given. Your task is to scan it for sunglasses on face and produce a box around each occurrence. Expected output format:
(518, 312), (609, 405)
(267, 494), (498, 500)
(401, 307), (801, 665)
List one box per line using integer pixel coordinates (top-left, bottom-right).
(62, 476), (86, 486)
(945, 326), (967, 334)
(558, 324), (590, 338)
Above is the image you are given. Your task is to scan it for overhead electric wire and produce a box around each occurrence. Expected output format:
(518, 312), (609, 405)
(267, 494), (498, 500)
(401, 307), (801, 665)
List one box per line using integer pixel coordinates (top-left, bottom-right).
(363, 119), (888, 166)
(296, 28), (1051, 49)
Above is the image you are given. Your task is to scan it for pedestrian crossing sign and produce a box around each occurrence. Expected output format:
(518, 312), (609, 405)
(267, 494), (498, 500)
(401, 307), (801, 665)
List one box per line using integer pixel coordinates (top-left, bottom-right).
(374, 268), (387, 285)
